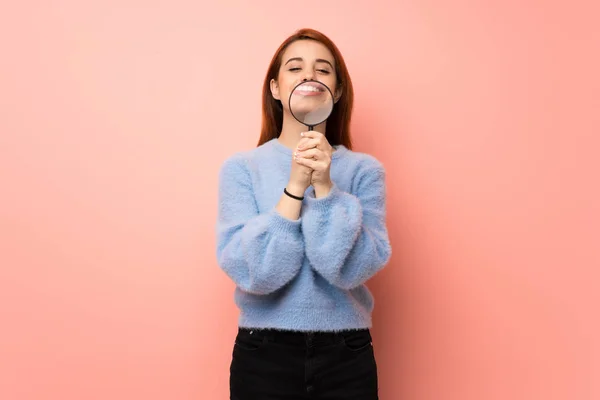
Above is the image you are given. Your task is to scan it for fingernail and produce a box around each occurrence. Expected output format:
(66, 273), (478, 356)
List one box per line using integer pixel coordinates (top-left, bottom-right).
(300, 132), (304, 136)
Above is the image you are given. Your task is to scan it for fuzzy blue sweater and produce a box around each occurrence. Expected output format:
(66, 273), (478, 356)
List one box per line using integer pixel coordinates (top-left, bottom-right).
(216, 138), (391, 332)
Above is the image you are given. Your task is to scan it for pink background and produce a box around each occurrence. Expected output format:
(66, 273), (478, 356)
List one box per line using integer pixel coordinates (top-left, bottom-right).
(1, 1), (599, 399)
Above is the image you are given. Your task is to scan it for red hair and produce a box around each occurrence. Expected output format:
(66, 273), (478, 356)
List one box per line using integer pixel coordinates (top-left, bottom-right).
(257, 28), (354, 150)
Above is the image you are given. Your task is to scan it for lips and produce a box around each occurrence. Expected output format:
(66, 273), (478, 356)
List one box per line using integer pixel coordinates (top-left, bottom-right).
(293, 82), (325, 96)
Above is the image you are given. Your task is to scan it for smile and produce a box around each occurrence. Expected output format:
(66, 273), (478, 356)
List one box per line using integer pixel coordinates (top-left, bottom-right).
(293, 83), (325, 96)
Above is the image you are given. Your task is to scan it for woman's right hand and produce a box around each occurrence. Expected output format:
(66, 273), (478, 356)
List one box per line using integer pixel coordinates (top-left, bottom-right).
(286, 150), (313, 197)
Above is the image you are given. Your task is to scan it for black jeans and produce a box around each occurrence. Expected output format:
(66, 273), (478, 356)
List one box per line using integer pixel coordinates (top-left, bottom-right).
(230, 327), (379, 400)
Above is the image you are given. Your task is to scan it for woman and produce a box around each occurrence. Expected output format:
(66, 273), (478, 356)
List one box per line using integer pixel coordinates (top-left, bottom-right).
(216, 28), (392, 400)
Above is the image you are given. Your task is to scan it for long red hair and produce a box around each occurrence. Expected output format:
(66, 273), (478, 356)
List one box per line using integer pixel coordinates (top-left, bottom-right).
(257, 28), (354, 150)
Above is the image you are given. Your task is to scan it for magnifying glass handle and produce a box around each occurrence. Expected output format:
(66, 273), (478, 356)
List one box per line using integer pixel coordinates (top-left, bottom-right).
(308, 125), (314, 131)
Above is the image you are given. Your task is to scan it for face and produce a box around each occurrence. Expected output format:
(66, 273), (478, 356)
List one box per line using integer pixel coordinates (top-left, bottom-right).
(270, 40), (341, 120)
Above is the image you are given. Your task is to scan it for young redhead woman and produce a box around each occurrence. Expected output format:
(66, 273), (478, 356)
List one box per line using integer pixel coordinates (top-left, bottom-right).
(216, 28), (392, 400)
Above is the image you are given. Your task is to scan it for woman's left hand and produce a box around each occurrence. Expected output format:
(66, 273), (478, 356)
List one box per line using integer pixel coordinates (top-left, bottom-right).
(294, 131), (333, 196)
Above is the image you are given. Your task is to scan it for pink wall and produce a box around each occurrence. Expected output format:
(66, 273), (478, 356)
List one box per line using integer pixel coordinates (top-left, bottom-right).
(1, 1), (598, 399)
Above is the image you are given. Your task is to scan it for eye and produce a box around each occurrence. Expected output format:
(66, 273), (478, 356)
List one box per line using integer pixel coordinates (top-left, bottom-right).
(289, 67), (301, 72)
(317, 69), (330, 74)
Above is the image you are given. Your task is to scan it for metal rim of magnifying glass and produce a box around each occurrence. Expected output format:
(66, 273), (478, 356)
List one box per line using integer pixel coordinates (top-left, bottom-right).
(288, 79), (335, 129)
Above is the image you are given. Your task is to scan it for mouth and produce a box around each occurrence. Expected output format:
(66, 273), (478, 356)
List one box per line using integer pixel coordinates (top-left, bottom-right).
(293, 82), (326, 96)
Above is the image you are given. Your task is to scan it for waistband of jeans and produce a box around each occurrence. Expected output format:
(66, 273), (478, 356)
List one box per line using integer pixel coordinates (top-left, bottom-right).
(238, 327), (370, 346)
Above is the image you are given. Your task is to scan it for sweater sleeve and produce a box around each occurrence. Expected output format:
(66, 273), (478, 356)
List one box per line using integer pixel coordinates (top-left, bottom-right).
(301, 160), (391, 290)
(216, 155), (305, 295)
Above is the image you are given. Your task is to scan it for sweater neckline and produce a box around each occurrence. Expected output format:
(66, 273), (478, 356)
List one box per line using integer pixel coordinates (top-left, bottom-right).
(270, 138), (348, 159)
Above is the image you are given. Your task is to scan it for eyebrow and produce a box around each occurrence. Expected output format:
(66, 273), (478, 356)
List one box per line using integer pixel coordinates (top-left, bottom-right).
(284, 57), (334, 69)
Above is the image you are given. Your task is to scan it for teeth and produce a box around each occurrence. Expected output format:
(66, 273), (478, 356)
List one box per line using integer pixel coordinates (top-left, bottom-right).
(298, 84), (319, 92)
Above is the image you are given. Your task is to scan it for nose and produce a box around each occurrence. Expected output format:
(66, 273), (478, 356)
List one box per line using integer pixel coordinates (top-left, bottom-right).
(302, 70), (315, 81)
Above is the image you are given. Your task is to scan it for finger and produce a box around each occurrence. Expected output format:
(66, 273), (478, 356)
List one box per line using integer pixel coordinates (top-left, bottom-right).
(296, 138), (320, 151)
(297, 138), (319, 150)
(295, 156), (322, 170)
(296, 137), (313, 149)
(299, 131), (332, 151)
(300, 131), (323, 140)
(295, 148), (325, 160)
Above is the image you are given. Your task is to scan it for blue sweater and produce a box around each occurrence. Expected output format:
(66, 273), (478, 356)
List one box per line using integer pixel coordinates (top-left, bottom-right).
(216, 138), (391, 332)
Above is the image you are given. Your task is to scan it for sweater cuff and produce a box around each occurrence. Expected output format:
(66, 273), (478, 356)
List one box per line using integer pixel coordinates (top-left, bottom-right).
(270, 210), (302, 239)
(304, 183), (344, 213)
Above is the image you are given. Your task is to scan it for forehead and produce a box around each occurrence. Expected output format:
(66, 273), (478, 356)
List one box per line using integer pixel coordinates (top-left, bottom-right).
(281, 40), (335, 64)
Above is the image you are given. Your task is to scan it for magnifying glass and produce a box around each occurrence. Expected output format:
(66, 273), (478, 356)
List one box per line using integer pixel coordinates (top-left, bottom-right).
(289, 79), (334, 131)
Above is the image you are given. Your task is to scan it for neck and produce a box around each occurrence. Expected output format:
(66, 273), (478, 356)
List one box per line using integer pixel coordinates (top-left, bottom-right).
(277, 113), (327, 150)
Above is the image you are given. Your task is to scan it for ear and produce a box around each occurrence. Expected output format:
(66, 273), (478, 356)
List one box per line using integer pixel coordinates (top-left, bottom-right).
(270, 78), (281, 101)
(334, 85), (343, 103)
